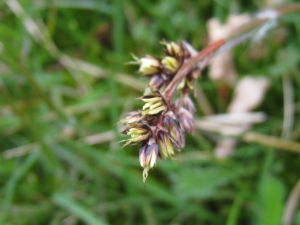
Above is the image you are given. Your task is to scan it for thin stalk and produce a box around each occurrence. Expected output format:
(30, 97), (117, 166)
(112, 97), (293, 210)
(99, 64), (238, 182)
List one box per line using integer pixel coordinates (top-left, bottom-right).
(282, 179), (300, 225)
(0, 152), (39, 223)
(163, 3), (300, 100)
(277, 3), (300, 14)
(112, 0), (124, 135)
(243, 132), (300, 153)
(163, 39), (225, 100)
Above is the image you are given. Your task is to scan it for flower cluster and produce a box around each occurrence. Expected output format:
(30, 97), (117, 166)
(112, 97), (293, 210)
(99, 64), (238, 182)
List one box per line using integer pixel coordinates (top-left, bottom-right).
(119, 41), (199, 184)
(129, 41), (201, 92)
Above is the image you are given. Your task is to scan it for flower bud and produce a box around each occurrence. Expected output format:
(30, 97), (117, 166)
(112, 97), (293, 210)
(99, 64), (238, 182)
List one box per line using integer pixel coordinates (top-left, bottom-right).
(162, 41), (181, 56)
(177, 78), (186, 91)
(183, 94), (195, 114)
(139, 57), (160, 75)
(127, 126), (149, 139)
(149, 74), (165, 90)
(139, 141), (159, 169)
(139, 141), (159, 185)
(157, 132), (180, 159)
(123, 111), (143, 124)
(178, 107), (194, 134)
(164, 111), (185, 149)
(120, 125), (150, 147)
(162, 56), (179, 74)
(177, 77), (194, 91)
(139, 93), (166, 115)
(128, 54), (160, 76)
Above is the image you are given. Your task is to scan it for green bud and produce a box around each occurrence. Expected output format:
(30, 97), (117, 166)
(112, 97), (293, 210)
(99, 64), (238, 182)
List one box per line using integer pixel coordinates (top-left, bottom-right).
(139, 57), (160, 75)
(162, 56), (179, 74)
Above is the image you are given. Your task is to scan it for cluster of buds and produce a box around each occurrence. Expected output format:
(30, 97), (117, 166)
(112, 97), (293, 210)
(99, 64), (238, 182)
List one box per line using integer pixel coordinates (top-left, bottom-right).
(119, 41), (200, 184)
(129, 40), (201, 92)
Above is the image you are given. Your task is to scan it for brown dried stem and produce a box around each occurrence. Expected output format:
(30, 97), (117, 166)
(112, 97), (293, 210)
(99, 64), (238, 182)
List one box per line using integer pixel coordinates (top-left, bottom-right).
(282, 179), (300, 225)
(243, 132), (300, 153)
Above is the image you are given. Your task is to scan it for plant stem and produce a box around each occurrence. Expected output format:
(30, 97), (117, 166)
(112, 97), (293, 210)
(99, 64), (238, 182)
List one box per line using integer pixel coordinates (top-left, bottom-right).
(277, 3), (300, 14)
(163, 3), (300, 101)
(163, 39), (225, 100)
(243, 132), (300, 153)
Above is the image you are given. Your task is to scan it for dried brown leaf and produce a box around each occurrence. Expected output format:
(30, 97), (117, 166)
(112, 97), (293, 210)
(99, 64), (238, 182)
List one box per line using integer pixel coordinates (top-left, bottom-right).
(228, 76), (270, 112)
(215, 76), (270, 158)
(207, 14), (251, 82)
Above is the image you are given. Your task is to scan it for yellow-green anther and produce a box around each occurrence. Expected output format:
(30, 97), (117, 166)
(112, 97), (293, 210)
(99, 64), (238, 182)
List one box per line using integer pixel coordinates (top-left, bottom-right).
(158, 134), (175, 159)
(162, 56), (179, 73)
(165, 136), (174, 155)
(177, 78), (194, 91)
(141, 95), (166, 115)
(127, 128), (146, 135)
(187, 79), (194, 90)
(161, 41), (180, 56)
(120, 126), (150, 147)
(126, 114), (142, 124)
(149, 102), (163, 110)
(140, 97), (161, 103)
(129, 134), (147, 142)
(170, 128), (177, 141)
(167, 42), (180, 55)
(157, 139), (166, 158)
(149, 106), (165, 115)
(142, 102), (152, 110)
(143, 105), (165, 115)
(177, 78), (186, 91)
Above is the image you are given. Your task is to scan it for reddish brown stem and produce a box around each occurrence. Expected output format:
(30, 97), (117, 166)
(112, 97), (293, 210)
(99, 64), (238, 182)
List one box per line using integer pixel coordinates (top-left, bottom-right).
(163, 3), (300, 101)
(277, 3), (300, 15)
(227, 3), (300, 41)
(163, 39), (225, 101)
(226, 18), (268, 41)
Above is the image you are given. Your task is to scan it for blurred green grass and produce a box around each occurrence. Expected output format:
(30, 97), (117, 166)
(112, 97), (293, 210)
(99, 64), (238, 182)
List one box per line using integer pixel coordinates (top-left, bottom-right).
(0, 0), (300, 224)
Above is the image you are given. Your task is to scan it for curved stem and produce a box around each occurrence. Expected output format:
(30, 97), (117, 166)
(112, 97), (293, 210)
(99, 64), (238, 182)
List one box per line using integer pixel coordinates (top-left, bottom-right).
(277, 3), (300, 14)
(163, 3), (300, 101)
(226, 18), (268, 41)
(163, 39), (225, 100)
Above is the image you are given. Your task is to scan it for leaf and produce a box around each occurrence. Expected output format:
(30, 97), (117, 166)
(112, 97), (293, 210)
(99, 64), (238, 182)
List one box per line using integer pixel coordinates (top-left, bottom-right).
(173, 167), (243, 200)
(53, 193), (109, 225)
(254, 175), (285, 225)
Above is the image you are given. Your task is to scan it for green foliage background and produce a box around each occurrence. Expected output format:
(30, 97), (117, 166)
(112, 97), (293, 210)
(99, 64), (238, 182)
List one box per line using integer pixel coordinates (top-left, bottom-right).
(0, 0), (300, 224)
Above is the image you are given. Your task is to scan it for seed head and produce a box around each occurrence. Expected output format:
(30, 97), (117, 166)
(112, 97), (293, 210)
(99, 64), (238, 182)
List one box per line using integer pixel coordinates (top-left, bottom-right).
(120, 39), (203, 184)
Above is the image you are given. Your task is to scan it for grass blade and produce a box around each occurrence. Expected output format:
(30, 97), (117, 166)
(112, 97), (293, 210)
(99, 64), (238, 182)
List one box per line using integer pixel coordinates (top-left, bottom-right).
(53, 192), (109, 225)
